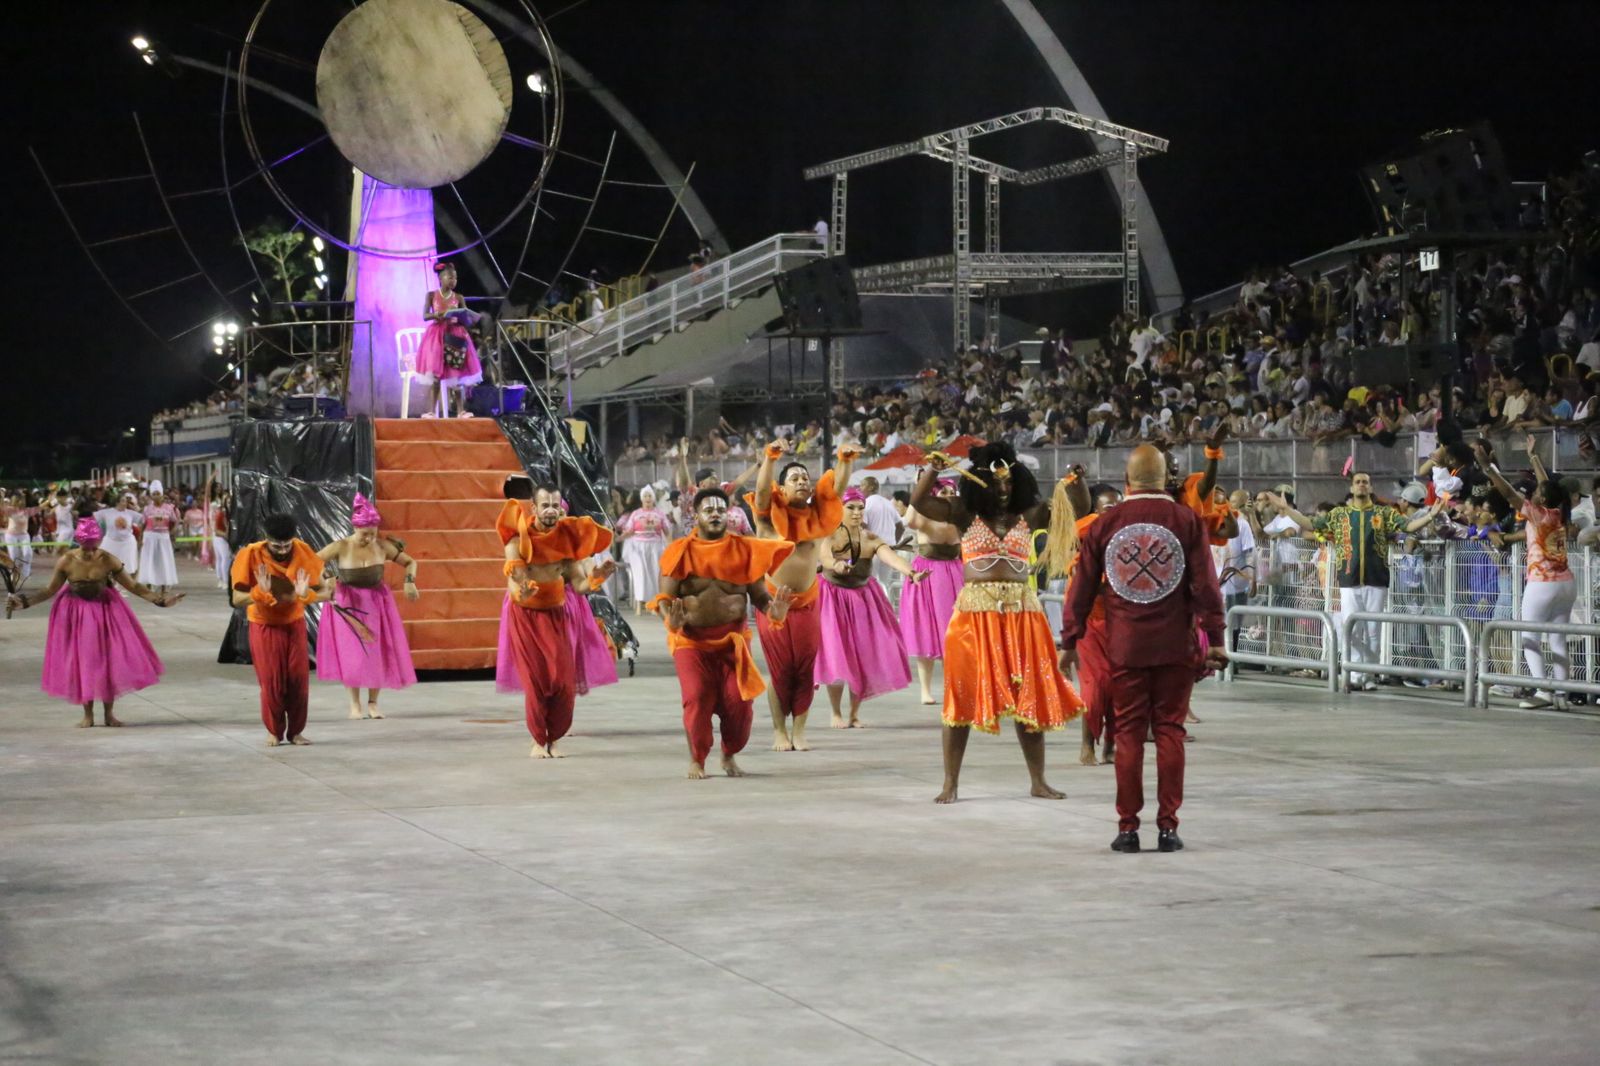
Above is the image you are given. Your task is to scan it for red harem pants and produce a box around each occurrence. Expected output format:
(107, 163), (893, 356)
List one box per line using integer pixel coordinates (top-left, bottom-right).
(755, 589), (820, 717)
(672, 620), (754, 764)
(1109, 664), (1195, 832)
(250, 618), (309, 740)
(1079, 616), (1113, 740)
(506, 604), (576, 747)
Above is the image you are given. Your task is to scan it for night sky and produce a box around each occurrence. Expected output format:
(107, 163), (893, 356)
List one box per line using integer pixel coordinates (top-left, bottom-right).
(8, 0), (1598, 473)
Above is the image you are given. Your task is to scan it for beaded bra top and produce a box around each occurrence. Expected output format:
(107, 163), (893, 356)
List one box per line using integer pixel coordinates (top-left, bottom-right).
(961, 515), (1032, 569)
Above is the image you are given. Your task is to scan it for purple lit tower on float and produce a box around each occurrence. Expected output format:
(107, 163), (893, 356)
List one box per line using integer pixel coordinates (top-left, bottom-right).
(347, 178), (438, 416)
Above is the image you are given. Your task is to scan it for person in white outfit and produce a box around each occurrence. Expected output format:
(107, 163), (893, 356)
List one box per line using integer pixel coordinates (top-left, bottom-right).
(618, 486), (671, 615)
(1476, 437), (1578, 709)
(3, 494), (35, 581)
(858, 476), (903, 596)
(208, 498), (233, 589)
(138, 481), (181, 591)
(96, 493), (142, 576)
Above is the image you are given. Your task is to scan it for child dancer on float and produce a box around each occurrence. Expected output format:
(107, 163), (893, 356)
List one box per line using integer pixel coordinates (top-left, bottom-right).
(6, 516), (181, 727)
(815, 486), (922, 727)
(898, 473), (965, 704)
(315, 493), (420, 720)
(415, 260), (484, 418)
(139, 481), (181, 593)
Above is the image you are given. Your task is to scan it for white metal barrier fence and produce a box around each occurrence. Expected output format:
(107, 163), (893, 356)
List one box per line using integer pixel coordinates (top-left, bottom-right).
(1337, 612), (1475, 706)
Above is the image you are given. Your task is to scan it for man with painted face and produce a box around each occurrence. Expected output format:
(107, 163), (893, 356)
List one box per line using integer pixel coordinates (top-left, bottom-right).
(657, 488), (795, 779)
(1061, 445), (1228, 853)
(746, 439), (858, 752)
(495, 475), (613, 758)
(231, 513), (325, 746)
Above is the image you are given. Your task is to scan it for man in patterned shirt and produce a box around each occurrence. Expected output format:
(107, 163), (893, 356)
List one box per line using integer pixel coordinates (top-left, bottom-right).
(1264, 473), (1445, 690)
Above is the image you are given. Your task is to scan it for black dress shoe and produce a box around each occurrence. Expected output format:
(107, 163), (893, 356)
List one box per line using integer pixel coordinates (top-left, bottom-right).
(1158, 828), (1184, 852)
(1111, 831), (1140, 853)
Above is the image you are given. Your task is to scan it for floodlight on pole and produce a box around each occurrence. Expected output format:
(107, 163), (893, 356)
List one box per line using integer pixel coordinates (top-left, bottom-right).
(526, 72), (547, 96)
(131, 36), (150, 51)
(314, 274), (327, 291)
(225, 321), (239, 336)
(212, 322), (226, 335)
(312, 236), (325, 252)
(313, 255), (325, 273)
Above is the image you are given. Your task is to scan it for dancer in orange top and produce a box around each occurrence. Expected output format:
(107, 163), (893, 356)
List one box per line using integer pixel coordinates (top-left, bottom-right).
(909, 441), (1086, 803)
(495, 476), (613, 758)
(656, 487), (795, 779)
(230, 513), (325, 746)
(1055, 482), (1120, 766)
(746, 438), (857, 752)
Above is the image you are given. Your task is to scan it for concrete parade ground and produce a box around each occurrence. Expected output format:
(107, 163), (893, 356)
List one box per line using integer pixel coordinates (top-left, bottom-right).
(2, 558), (1597, 1066)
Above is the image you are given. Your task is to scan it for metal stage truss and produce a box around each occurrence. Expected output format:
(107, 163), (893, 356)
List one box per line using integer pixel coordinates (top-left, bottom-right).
(804, 107), (1168, 349)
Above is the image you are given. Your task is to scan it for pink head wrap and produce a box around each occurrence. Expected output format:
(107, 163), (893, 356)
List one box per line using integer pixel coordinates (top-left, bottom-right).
(351, 493), (382, 528)
(74, 516), (103, 548)
(841, 487), (866, 504)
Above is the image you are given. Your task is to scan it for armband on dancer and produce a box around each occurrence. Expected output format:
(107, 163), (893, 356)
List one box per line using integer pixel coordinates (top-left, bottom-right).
(1204, 445), (1225, 461)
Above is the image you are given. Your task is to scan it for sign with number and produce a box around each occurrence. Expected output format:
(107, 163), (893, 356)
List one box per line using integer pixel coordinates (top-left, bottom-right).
(1418, 248), (1440, 272)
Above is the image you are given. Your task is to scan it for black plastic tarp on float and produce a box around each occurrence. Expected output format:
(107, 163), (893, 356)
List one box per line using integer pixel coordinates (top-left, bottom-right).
(496, 414), (637, 656)
(218, 418), (374, 665)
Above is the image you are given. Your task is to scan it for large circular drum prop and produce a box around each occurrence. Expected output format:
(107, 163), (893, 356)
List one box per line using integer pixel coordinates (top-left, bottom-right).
(315, 0), (513, 189)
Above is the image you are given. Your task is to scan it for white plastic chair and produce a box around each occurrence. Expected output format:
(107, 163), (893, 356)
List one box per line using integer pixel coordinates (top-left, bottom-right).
(395, 328), (426, 418)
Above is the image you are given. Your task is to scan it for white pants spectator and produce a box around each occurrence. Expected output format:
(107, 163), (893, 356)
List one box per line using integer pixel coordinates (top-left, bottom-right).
(211, 534), (234, 588)
(1520, 579), (1577, 690)
(1337, 585), (1387, 686)
(3, 534), (31, 581)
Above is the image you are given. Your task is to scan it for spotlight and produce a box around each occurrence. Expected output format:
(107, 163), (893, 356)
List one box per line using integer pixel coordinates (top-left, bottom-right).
(226, 321), (240, 336)
(249, 291), (259, 304)
(131, 36), (150, 51)
(313, 255), (325, 273)
(213, 322), (226, 335)
(312, 236), (325, 252)
(314, 274), (328, 291)
(526, 72), (547, 95)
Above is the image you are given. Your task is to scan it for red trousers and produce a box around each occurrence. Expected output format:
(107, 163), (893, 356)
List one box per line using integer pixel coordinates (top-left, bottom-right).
(1078, 617), (1113, 740)
(506, 604), (575, 747)
(673, 620), (754, 764)
(755, 593), (820, 717)
(250, 618), (309, 740)
(1109, 664), (1195, 832)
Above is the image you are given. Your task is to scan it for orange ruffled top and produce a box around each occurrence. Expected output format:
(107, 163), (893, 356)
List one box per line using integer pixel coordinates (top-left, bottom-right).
(1179, 473), (1232, 546)
(230, 539), (325, 626)
(659, 531), (795, 584)
(497, 502), (614, 608)
(1073, 512), (1106, 623)
(745, 470), (842, 542)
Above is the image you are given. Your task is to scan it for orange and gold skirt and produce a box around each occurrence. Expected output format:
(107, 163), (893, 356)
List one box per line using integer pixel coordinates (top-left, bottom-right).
(941, 583), (1082, 734)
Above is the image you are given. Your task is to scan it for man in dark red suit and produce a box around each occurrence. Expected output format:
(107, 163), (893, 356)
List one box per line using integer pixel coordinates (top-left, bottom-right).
(1060, 445), (1227, 854)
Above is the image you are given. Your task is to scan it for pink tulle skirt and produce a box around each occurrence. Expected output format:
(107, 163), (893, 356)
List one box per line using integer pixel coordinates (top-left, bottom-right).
(414, 320), (483, 386)
(40, 589), (163, 704)
(898, 555), (964, 659)
(315, 583), (418, 690)
(814, 579), (912, 702)
(564, 585), (618, 695)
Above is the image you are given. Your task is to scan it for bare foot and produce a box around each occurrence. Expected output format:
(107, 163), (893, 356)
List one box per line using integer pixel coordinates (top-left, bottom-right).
(548, 742), (566, 759)
(348, 708), (364, 720)
(1186, 710), (1201, 724)
(1030, 781), (1066, 799)
(289, 735), (311, 746)
(1080, 742), (1098, 766)
(830, 713), (849, 729)
(772, 733), (794, 752)
(530, 742), (553, 759)
(721, 755), (745, 777)
(367, 707), (384, 720)
(266, 737), (280, 747)
(1102, 740), (1116, 765)
(848, 716), (866, 729)
(77, 714), (94, 728)
(920, 695), (937, 706)
(934, 785), (959, 804)
(103, 712), (123, 727)
(687, 762), (708, 779)
(792, 735), (810, 751)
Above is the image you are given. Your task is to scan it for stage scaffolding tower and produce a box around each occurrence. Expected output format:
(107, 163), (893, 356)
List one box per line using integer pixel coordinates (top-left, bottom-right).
(804, 107), (1168, 351)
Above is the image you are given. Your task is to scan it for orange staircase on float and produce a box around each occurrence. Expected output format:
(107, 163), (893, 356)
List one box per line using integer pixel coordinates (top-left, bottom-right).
(372, 418), (520, 671)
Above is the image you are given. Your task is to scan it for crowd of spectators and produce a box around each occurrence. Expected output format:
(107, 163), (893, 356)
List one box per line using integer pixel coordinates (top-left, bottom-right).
(616, 159), (1600, 468)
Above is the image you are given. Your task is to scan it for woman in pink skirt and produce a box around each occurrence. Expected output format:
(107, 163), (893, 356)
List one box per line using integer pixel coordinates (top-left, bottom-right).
(316, 494), (419, 719)
(814, 487), (924, 727)
(561, 556), (621, 694)
(6, 516), (181, 727)
(415, 260), (483, 418)
(898, 474), (966, 704)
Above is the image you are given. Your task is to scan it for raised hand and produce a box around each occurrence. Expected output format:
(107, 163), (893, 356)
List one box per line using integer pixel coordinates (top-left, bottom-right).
(594, 559), (617, 582)
(254, 563), (274, 596)
(1524, 434), (1537, 456)
(293, 568), (311, 600)
(1207, 420), (1230, 450)
(664, 597), (686, 632)
(767, 585), (794, 623)
(925, 450), (951, 472)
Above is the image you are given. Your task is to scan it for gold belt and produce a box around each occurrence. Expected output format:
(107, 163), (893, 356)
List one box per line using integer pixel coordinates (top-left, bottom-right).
(955, 582), (1041, 614)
